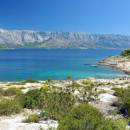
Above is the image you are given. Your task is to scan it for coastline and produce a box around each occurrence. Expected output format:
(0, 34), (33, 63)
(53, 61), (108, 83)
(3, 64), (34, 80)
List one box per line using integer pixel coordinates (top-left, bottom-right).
(98, 56), (130, 75)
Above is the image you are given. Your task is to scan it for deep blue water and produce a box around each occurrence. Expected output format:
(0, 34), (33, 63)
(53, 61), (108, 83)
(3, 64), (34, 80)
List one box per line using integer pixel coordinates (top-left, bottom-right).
(0, 49), (127, 81)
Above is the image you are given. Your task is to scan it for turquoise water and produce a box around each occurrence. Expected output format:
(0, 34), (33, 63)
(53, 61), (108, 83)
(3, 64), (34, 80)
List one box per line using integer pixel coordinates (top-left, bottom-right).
(0, 49), (127, 81)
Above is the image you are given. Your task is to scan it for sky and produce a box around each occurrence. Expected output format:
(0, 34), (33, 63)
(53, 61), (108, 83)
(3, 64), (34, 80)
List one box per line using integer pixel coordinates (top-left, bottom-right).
(0, 0), (130, 34)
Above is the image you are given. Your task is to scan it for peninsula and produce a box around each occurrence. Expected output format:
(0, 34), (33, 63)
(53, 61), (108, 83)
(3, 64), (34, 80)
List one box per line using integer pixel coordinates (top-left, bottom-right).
(99, 49), (130, 74)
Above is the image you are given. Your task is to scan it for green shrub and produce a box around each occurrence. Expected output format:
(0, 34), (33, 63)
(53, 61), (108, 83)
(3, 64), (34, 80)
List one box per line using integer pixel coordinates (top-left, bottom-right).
(42, 91), (75, 120)
(80, 80), (96, 102)
(58, 104), (124, 130)
(0, 88), (5, 96)
(41, 83), (50, 91)
(40, 111), (52, 120)
(23, 89), (41, 109)
(109, 119), (128, 130)
(113, 87), (130, 116)
(112, 87), (126, 98)
(0, 87), (75, 120)
(14, 88), (48, 109)
(0, 87), (23, 97)
(24, 114), (40, 123)
(4, 87), (23, 96)
(121, 49), (130, 57)
(23, 88), (48, 109)
(58, 104), (103, 130)
(0, 99), (21, 116)
(15, 93), (26, 108)
(100, 119), (127, 130)
(21, 79), (38, 84)
(82, 79), (94, 86)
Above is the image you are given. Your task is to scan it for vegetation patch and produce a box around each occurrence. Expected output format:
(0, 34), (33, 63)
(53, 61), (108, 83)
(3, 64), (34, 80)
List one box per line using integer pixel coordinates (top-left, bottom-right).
(24, 114), (40, 123)
(121, 49), (130, 57)
(21, 79), (39, 84)
(58, 104), (123, 130)
(4, 87), (23, 96)
(24, 89), (42, 109)
(18, 86), (75, 121)
(42, 91), (75, 120)
(0, 99), (21, 116)
(0, 88), (5, 96)
(113, 87), (130, 117)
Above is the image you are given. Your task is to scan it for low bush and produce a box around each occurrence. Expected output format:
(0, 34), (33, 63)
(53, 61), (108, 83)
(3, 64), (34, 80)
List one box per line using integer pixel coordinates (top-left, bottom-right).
(4, 87), (23, 96)
(0, 99), (21, 116)
(58, 104), (104, 130)
(22, 87), (75, 119)
(23, 88), (48, 109)
(0, 88), (5, 96)
(41, 83), (50, 91)
(23, 89), (41, 109)
(113, 87), (130, 116)
(24, 114), (40, 123)
(112, 87), (126, 98)
(40, 111), (50, 120)
(121, 49), (130, 57)
(41, 91), (75, 120)
(109, 119), (128, 130)
(58, 104), (125, 130)
(1, 86), (76, 120)
(21, 79), (38, 84)
(82, 79), (94, 86)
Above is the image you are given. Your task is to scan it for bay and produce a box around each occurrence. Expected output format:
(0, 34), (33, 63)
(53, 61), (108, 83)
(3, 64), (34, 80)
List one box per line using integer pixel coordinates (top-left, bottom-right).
(0, 48), (127, 81)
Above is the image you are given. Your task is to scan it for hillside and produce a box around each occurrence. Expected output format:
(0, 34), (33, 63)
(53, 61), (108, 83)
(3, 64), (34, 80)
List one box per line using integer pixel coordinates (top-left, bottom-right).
(0, 28), (130, 48)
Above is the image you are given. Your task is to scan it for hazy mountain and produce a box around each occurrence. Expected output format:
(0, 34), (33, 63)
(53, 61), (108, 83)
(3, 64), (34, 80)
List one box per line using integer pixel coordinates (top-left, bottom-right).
(0, 28), (130, 49)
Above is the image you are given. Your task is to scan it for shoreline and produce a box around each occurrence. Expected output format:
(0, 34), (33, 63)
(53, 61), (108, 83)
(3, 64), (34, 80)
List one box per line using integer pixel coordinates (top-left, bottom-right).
(0, 76), (130, 83)
(98, 56), (130, 75)
(0, 76), (130, 90)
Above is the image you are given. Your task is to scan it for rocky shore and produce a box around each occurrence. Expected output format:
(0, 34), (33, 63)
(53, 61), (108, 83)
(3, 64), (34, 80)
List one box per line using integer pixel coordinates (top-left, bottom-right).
(98, 56), (130, 74)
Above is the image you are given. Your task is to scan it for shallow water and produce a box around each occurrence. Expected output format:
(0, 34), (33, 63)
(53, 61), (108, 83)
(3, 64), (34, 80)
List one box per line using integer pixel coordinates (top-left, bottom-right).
(0, 48), (127, 81)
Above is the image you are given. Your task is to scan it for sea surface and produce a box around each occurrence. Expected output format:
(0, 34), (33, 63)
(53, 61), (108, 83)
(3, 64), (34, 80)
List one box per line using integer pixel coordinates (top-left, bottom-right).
(0, 49), (127, 81)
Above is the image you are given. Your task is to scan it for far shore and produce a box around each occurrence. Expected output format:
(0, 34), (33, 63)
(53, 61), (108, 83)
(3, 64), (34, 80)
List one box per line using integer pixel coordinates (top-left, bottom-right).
(98, 56), (130, 75)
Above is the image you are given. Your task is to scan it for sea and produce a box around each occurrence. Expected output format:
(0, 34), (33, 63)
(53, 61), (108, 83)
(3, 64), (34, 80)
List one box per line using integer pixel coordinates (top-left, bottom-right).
(0, 48), (127, 81)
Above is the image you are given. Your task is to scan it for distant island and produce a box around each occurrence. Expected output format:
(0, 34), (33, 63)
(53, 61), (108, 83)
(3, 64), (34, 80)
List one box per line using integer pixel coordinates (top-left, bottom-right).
(0, 28), (130, 49)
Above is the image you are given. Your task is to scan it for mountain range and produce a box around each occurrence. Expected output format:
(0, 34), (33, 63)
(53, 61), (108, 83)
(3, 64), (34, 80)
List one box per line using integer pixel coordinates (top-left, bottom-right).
(0, 28), (130, 49)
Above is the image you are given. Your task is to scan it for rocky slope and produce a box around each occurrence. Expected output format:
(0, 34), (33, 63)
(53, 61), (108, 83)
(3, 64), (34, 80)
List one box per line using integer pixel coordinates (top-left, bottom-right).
(0, 28), (130, 48)
(0, 77), (130, 130)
